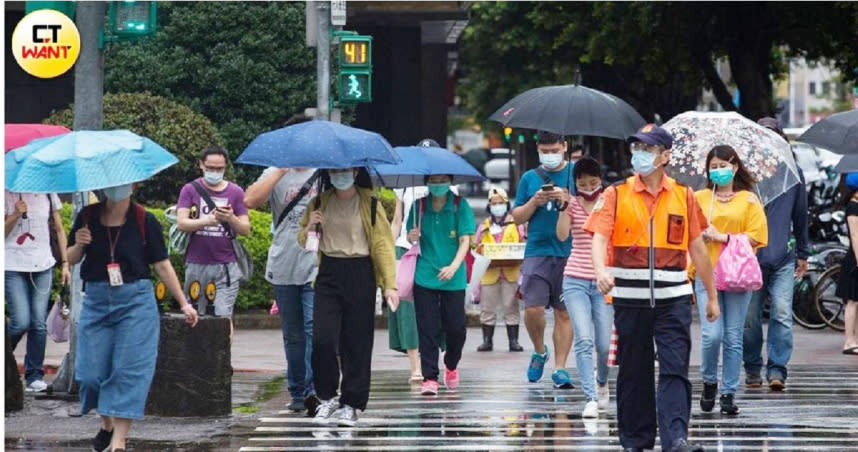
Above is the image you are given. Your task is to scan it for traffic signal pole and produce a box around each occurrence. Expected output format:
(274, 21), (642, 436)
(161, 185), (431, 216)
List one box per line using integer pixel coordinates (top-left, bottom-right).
(316, 1), (331, 121)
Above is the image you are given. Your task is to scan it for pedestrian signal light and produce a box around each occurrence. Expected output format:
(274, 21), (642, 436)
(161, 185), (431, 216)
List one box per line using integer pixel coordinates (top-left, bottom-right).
(108, 1), (157, 39)
(518, 134), (526, 144)
(338, 70), (372, 102)
(337, 34), (372, 103)
(339, 35), (372, 68)
(504, 127), (512, 140)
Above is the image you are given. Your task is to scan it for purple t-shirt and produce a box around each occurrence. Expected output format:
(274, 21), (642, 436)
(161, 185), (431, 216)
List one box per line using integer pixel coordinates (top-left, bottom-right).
(178, 180), (249, 264)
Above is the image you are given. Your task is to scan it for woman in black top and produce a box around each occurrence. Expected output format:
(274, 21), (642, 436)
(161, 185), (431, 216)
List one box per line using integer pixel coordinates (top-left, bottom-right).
(68, 183), (199, 452)
(838, 173), (858, 355)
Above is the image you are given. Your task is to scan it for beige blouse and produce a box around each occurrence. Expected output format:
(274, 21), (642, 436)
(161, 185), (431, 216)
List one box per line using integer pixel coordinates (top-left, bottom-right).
(320, 192), (370, 258)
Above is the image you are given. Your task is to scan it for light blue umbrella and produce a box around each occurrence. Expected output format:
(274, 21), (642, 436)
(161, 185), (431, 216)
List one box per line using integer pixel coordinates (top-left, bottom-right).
(371, 145), (485, 188)
(237, 120), (400, 169)
(5, 129), (178, 193)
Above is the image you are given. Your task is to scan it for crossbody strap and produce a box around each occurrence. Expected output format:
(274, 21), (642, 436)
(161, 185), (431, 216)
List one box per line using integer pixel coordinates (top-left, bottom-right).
(191, 180), (234, 239)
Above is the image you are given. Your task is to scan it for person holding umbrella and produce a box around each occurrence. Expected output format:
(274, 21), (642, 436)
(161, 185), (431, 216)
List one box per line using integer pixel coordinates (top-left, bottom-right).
(68, 183), (199, 452)
(693, 145), (768, 416)
(838, 172), (858, 355)
(406, 173), (476, 396)
(586, 124), (718, 452)
(298, 168), (398, 426)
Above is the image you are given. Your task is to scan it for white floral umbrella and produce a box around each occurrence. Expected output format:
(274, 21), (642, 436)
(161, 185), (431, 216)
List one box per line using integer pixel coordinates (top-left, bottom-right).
(663, 111), (801, 205)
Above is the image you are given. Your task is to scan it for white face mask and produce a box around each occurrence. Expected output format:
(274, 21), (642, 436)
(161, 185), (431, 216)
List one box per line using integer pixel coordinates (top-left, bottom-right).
(103, 184), (133, 202)
(489, 204), (508, 218)
(330, 171), (355, 191)
(539, 152), (564, 169)
(204, 171), (225, 185)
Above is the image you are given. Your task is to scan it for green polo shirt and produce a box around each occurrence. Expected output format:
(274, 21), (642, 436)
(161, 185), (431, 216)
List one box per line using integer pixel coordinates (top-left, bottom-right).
(406, 193), (476, 291)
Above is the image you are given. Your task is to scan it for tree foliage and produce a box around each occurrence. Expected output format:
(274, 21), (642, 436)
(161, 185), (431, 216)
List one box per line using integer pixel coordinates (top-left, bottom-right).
(103, 1), (316, 190)
(44, 92), (222, 206)
(461, 2), (858, 123)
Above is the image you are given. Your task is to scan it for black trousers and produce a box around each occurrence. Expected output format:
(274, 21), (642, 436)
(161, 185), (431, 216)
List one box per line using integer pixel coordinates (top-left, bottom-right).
(614, 300), (693, 450)
(413, 284), (467, 381)
(312, 255), (375, 410)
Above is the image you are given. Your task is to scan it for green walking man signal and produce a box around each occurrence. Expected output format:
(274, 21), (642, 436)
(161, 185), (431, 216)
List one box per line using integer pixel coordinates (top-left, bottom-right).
(337, 34), (372, 103)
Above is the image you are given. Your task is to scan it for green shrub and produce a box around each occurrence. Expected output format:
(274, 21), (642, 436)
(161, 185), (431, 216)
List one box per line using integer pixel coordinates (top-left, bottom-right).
(55, 202), (275, 313)
(43, 92), (223, 207)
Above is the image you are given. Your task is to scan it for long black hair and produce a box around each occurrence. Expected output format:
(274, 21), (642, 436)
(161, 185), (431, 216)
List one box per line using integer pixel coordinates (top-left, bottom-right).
(705, 145), (756, 192)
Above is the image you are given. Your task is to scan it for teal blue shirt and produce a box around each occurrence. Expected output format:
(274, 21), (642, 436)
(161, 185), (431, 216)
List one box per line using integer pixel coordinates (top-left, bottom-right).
(407, 193), (476, 291)
(514, 165), (573, 258)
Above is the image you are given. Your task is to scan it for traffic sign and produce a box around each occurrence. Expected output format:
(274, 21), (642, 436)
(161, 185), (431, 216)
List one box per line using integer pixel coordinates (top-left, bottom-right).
(331, 0), (346, 26)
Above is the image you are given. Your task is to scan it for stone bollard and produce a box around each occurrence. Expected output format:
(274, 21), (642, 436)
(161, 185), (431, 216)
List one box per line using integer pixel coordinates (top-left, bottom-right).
(5, 328), (24, 413)
(146, 314), (232, 417)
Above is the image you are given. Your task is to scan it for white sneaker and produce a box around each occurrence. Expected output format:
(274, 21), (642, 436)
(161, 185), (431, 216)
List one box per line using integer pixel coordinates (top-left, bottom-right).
(25, 380), (48, 392)
(597, 382), (610, 410)
(312, 398), (338, 424)
(582, 400), (599, 418)
(333, 404), (358, 427)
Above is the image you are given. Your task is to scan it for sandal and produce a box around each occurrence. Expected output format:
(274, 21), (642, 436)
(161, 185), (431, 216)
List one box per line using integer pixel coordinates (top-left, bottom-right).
(842, 346), (858, 355)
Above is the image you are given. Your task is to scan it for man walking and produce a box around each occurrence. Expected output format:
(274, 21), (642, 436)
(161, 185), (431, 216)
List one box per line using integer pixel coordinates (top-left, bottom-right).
(176, 145), (250, 325)
(586, 124), (720, 452)
(743, 117), (809, 391)
(511, 131), (575, 388)
(245, 166), (320, 413)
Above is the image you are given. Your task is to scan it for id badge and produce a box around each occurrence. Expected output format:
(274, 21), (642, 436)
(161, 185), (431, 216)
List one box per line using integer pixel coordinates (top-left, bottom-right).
(107, 263), (124, 286)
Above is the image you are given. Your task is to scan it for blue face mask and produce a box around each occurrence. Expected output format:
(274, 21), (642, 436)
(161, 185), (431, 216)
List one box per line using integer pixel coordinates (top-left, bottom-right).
(631, 150), (658, 176)
(428, 183), (450, 197)
(103, 184), (133, 202)
(709, 167), (735, 187)
(329, 171), (355, 191)
(539, 152), (564, 169)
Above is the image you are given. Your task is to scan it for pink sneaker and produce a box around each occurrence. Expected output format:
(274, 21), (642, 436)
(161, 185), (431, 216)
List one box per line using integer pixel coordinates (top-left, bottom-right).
(421, 379), (439, 395)
(444, 367), (460, 390)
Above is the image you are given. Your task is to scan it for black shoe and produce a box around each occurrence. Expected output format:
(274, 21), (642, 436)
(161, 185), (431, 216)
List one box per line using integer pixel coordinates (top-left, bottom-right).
(700, 382), (717, 412)
(719, 393), (739, 415)
(477, 325), (494, 352)
(92, 428), (113, 452)
(507, 325), (524, 352)
(304, 393), (321, 417)
(623, 448), (645, 452)
(669, 438), (705, 452)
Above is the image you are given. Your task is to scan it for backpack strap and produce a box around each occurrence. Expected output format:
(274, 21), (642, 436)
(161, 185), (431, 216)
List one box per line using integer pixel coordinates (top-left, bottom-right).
(79, 202), (147, 244)
(370, 196), (378, 227)
(276, 170), (320, 229)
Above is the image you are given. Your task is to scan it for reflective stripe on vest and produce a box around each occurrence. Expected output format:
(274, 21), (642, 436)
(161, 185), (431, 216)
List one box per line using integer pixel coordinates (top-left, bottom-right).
(610, 176), (692, 307)
(479, 218), (520, 244)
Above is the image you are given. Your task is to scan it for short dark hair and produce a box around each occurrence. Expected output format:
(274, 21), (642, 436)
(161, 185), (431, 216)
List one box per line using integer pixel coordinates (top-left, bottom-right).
(536, 130), (565, 145)
(573, 157), (602, 181)
(423, 174), (454, 184)
(200, 145), (228, 162)
(570, 144), (585, 154)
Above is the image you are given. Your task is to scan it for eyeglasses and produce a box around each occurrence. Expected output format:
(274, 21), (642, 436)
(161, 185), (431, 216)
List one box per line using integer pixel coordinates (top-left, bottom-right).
(203, 165), (226, 172)
(630, 142), (663, 153)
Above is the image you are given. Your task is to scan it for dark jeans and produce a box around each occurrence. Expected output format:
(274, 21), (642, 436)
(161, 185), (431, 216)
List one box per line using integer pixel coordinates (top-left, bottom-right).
(312, 255), (375, 410)
(614, 300), (692, 450)
(274, 283), (315, 401)
(6, 269), (52, 384)
(413, 284), (467, 381)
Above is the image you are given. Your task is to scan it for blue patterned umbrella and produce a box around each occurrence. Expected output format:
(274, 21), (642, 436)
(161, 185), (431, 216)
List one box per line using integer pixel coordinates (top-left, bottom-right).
(371, 146), (485, 188)
(5, 129), (178, 193)
(237, 120), (399, 169)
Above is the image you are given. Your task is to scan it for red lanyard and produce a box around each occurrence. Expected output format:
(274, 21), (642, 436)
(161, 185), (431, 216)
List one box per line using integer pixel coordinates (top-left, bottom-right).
(106, 225), (122, 263)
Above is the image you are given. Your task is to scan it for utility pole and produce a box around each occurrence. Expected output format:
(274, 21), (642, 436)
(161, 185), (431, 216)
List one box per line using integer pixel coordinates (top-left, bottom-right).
(50, 1), (106, 397)
(316, 1), (331, 121)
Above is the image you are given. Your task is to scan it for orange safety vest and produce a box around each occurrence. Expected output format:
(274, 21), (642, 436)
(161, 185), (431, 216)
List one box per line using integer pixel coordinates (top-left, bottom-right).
(609, 176), (693, 307)
(477, 218), (522, 285)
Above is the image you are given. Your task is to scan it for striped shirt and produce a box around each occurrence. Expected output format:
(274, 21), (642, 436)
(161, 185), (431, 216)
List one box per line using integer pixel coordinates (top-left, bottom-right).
(564, 197), (596, 280)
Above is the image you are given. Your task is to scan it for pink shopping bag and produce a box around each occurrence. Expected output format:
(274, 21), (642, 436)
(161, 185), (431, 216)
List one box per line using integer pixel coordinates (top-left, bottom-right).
(397, 244), (421, 300)
(714, 234), (763, 292)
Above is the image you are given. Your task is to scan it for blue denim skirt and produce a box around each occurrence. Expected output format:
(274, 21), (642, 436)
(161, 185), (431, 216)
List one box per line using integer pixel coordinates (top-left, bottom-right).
(76, 279), (160, 420)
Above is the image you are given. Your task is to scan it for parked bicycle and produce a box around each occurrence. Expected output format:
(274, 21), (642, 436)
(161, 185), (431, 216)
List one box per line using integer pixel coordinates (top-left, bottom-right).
(792, 241), (847, 330)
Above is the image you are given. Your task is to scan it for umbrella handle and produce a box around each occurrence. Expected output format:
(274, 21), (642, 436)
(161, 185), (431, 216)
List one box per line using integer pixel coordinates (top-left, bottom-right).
(18, 194), (27, 220)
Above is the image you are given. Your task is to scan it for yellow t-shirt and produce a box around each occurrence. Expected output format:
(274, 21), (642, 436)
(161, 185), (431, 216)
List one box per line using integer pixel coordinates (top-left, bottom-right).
(694, 188), (768, 268)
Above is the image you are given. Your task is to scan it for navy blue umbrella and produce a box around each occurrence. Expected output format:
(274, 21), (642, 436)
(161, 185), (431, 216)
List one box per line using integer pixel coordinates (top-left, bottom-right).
(237, 120), (399, 169)
(371, 146), (485, 188)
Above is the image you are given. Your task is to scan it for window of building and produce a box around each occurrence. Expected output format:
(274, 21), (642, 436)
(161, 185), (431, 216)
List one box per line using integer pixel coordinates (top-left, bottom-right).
(822, 81), (831, 95)
(809, 82), (816, 95)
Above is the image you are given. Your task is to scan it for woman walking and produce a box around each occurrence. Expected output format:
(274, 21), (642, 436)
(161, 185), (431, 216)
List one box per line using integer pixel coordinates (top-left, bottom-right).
(693, 145), (768, 415)
(299, 168), (398, 426)
(556, 157), (613, 418)
(475, 187), (525, 352)
(5, 190), (70, 393)
(68, 183), (199, 452)
(407, 174), (476, 396)
(838, 172), (858, 355)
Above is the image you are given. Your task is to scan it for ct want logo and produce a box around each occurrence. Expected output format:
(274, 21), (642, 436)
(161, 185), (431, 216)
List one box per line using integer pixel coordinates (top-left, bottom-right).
(12, 9), (81, 79)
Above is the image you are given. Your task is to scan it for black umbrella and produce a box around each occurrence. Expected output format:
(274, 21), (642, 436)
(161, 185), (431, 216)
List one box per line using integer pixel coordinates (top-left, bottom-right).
(489, 84), (646, 140)
(834, 153), (858, 173)
(798, 109), (858, 155)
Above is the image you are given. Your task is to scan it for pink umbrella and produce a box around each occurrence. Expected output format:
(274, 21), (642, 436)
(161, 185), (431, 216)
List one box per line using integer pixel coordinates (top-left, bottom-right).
(5, 123), (71, 153)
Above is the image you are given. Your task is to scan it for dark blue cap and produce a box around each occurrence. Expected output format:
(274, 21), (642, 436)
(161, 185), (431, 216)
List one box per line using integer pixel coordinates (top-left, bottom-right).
(846, 172), (858, 191)
(628, 124), (673, 149)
